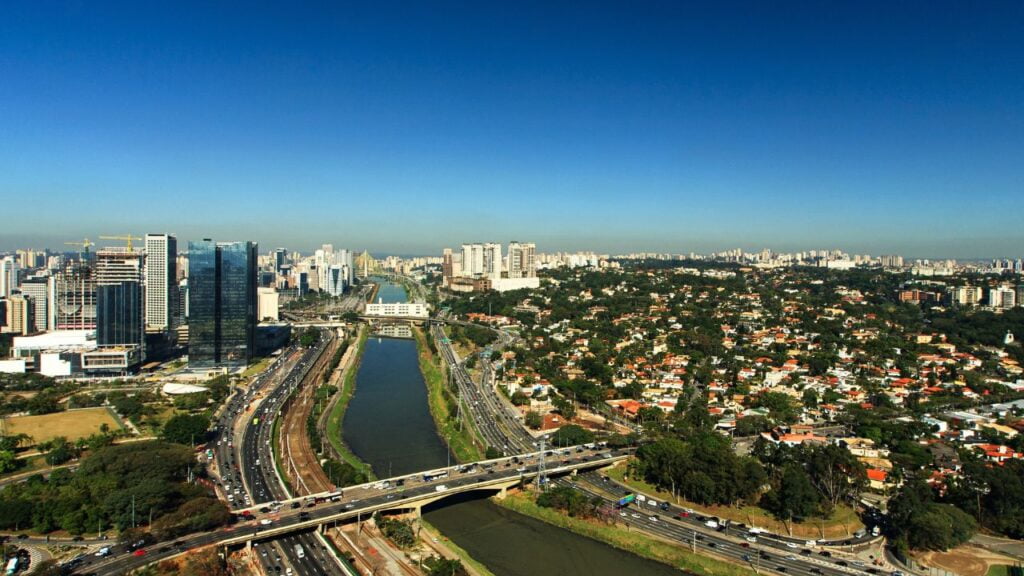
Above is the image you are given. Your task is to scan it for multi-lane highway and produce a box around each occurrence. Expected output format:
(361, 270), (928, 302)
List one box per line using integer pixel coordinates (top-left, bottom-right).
(207, 329), (345, 576)
(75, 447), (627, 575)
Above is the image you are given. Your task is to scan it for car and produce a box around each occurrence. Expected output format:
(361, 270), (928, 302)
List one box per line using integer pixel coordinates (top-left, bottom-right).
(810, 569), (823, 575)
(649, 516), (658, 522)
(776, 567), (787, 573)
(745, 536), (757, 543)
(818, 551), (832, 557)
(260, 519), (273, 525)
(836, 560), (849, 567)
(132, 549), (147, 557)
(801, 549), (812, 555)
(786, 542), (799, 549)
(677, 511), (690, 518)
(740, 542), (750, 548)
(707, 542), (717, 548)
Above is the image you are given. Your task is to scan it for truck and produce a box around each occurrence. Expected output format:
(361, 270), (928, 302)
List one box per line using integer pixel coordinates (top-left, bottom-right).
(5, 558), (19, 576)
(616, 494), (636, 508)
(636, 494), (647, 503)
(294, 544), (305, 559)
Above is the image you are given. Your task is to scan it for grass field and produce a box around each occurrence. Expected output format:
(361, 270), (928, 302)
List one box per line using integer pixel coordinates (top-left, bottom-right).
(606, 463), (863, 540)
(1, 407), (123, 445)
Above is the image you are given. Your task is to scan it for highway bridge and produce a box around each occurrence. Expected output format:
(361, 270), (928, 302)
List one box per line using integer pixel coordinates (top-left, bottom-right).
(78, 447), (628, 575)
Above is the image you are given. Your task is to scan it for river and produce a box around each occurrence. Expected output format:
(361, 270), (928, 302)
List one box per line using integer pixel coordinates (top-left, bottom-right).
(341, 279), (679, 576)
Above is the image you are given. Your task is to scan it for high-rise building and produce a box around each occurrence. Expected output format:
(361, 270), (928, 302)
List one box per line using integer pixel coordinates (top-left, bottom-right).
(483, 243), (502, 279)
(97, 281), (144, 348)
(950, 286), (983, 306)
(325, 265), (346, 297)
(188, 240), (257, 367)
(507, 242), (537, 278)
(18, 278), (50, 333)
(258, 287), (279, 321)
(989, 286), (1017, 310)
(0, 257), (19, 298)
(272, 248), (287, 273)
(461, 244), (484, 277)
(53, 260), (97, 330)
(145, 234), (178, 333)
(442, 248), (454, 286)
(4, 293), (34, 335)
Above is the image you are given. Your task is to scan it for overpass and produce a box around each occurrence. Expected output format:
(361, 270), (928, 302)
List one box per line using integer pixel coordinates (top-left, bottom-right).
(80, 447), (628, 575)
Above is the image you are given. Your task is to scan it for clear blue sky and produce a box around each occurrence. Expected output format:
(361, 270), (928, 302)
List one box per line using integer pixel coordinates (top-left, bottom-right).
(1, 1), (1022, 258)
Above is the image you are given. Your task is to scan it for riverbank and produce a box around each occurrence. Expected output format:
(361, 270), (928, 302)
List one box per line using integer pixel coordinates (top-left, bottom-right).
(324, 326), (376, 481)
(494, 491), (756, 576)
(413, 325), (484, 463)
(419, 518), (496, 576)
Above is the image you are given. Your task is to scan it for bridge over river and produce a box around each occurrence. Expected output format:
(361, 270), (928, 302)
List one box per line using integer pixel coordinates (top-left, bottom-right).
(80, 446), (628, 575)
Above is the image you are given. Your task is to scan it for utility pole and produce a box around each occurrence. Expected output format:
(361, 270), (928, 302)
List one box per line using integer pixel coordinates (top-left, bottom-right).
(131, 495), (136, 528)
(538, 436), (547, 491)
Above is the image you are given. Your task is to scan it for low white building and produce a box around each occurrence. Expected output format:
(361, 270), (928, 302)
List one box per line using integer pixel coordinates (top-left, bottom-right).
(365, 299), (428, 318)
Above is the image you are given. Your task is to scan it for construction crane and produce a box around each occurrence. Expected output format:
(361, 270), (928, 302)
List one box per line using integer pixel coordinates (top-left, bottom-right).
(64, 238), (94, 256)
(99, 234), (144, 251)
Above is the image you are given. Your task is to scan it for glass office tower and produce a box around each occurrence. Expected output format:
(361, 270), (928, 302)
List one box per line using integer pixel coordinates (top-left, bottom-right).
(96, 281), (143, 347)
(187, 240), (257, 367)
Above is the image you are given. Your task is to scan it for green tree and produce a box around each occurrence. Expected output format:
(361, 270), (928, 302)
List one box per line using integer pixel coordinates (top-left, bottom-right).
(551, 425), (595, 447)
(162, 413), (210, 446)
(524, 411), (543, 430)
(761, 463), (820, 521)
(0, 450), (18, 474)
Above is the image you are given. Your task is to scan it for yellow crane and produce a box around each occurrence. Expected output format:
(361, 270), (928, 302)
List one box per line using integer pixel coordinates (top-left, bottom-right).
(64, 238), (94, 256)
(99, 234), (144, 251)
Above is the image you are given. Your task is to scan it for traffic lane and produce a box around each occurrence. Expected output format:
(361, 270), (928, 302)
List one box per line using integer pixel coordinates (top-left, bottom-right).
(571, 480), (870, 576)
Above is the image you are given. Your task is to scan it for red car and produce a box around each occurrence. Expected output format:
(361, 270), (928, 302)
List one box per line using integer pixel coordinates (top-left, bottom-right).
(133, 549), (147, 557)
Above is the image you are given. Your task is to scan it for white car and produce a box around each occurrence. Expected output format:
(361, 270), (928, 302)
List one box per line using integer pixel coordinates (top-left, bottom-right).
(259, 519), (272, 525)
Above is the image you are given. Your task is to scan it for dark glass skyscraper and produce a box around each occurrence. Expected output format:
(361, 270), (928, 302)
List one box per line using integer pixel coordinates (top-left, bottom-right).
(96, 281), (143, 347)
(187, 240), (257, 367)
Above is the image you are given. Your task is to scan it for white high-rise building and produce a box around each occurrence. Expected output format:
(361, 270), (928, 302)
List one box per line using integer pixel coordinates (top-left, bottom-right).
(0, 257), (19, 298)
(18, 278), (50, 333)
(145, 234), (178, 332)
(483, 243), (502, 279)
(461, 244), (484, 277)
(507, 242), (537, 278)
(989, 286), (1017, 310)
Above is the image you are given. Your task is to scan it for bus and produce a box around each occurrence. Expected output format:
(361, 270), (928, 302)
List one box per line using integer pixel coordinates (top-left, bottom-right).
(422, 469), (449, 482)
(294, 544), (305, 559)
(616, 494), (636, 508)
(5, 557), (18, 576)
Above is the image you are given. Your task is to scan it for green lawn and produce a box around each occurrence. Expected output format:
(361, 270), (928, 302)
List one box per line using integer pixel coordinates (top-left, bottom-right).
(988, 565), (1024, 576)
(496, 492), (755, 576)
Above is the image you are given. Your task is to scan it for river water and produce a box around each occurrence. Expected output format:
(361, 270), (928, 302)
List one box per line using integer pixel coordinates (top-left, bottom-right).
(341, 280), (679, 576)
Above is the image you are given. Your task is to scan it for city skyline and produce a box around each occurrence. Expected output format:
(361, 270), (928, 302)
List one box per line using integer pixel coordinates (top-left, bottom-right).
(2, 3), (1022, 257)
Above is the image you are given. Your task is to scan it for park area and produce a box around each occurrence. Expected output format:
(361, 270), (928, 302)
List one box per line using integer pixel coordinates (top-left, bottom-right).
(0, 407), (123, 445)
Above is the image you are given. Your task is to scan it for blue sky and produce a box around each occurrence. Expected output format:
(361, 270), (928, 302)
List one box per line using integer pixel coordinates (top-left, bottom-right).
(1, 2), (1022, 258)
